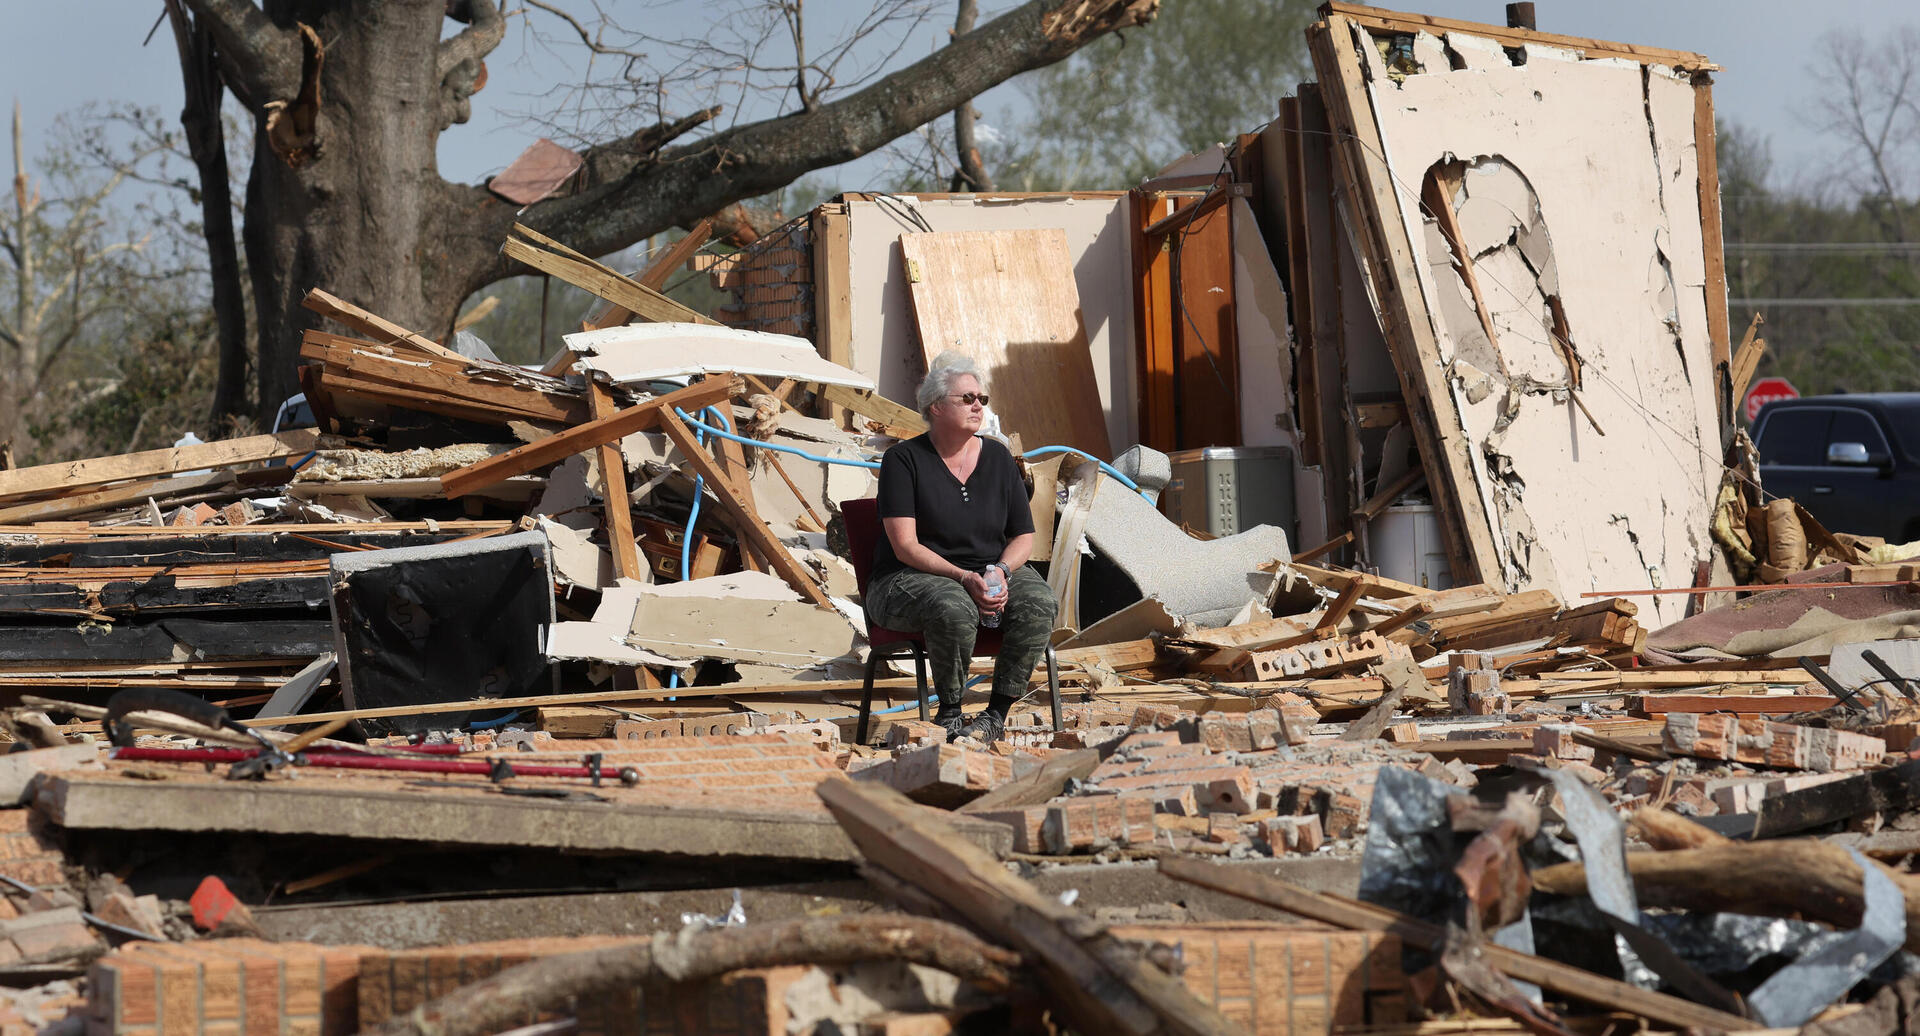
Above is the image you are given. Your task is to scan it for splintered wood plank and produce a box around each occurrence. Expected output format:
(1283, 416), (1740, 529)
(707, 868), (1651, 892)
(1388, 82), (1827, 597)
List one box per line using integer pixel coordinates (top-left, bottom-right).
(588, 382), (644, 582)
(0, 430), (319, 505)
(657, 410), (830, 606)
(503, 226), (718, 326)
(817, 385), (926, 438)
(812, 206), (855, 426)
(1321, 2), (1713, 68)
(439, 377), (737, 498)
(897, 229), (1111, 458)
(300, 331), (586, 423)
(302, 289), (466, 362)
(1309, 17), (1501, 586)
(583, 219), (715, 330)
(1693, 74), (1733, 420)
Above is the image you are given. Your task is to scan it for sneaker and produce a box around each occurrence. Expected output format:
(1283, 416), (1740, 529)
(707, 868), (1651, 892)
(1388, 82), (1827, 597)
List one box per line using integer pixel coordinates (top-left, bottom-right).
(961, 710), (1007, 745)
(934, 709), (968, 742)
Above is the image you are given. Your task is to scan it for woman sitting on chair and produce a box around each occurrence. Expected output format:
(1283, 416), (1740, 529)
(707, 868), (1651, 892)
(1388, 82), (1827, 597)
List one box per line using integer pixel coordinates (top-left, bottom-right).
(864, 351), (1057, 744)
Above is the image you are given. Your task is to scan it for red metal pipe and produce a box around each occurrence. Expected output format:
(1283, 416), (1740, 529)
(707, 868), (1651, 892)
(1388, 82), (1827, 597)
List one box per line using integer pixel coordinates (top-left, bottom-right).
(111, 746), (611, 780)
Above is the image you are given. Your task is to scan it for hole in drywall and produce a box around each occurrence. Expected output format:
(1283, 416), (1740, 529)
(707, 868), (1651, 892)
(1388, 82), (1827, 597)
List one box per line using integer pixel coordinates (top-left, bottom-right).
(1532, 90), (1543, 102)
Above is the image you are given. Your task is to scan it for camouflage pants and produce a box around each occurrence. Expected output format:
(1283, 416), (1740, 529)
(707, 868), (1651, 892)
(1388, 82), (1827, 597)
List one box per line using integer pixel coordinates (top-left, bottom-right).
(865, 565), (1056, 709)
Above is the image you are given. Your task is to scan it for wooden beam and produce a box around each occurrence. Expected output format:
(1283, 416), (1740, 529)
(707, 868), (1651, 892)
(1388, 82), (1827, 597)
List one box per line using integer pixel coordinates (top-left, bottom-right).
(503, 227), (718, 326)
(0, 429), (319, 504)
(583, 219), (715, 331)
(1311, 17), (1501, 585)
(1321, 2), (1714, 69)
(817, 384), (927, 437)
(1141, 183), (1251, 238)
(301, 331), (586, 424)
(301, 289), (466, 362)
(1693, 73), (1733, 425)
(0, 472), (235, 524)
(439, 377), (738, 498)
(588, 382), (644, 582)
(1352, 466), (1425, 522)
(657, 409), (831, 606)
(1313, 582), (1365, 632)
(1291, 531), (1353, 564)
(818, 779), (1244, 1036)
(1729, 314), (1766, 406)
(1158, 857), (1751, 1033)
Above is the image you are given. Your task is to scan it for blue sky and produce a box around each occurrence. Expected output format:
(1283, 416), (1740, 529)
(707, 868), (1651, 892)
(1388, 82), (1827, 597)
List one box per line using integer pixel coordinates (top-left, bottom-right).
(2, 2), (1911, 204)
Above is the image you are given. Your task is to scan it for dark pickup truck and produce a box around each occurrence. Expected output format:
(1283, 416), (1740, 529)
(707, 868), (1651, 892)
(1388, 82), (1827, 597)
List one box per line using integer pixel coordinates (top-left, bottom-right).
(1753, 393), (1920, 540)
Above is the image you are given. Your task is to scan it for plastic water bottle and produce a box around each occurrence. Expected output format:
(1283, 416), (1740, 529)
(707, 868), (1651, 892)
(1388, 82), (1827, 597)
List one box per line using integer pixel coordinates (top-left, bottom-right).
(980, 567), (1004, 628)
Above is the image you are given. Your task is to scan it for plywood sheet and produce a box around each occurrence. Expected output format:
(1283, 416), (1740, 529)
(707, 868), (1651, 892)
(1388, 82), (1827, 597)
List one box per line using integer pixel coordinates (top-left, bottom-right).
(897, 229), (1112, 457)
(842, 197), (1134, 452)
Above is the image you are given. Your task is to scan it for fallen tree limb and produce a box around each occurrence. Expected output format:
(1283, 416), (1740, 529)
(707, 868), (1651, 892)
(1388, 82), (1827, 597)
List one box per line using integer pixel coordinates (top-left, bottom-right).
(1532, 839), (1920, 953)
(364, 915), (1020, 1036)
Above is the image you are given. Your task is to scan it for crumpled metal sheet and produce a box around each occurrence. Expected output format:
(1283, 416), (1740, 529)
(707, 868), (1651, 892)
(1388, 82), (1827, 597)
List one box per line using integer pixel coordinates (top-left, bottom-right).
(1539, 767), (1744, 1016)
(1747, 847), (1908, 1028)
(1360, 766), (1540, 1000)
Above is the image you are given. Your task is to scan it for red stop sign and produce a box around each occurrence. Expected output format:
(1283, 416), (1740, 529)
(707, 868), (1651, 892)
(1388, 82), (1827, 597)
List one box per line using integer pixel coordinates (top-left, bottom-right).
(1744, 376), (1800, 423)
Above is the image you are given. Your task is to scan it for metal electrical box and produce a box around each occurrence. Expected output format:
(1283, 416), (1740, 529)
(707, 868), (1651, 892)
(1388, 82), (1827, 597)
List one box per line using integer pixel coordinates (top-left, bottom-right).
(1162, 446), (1296, 539)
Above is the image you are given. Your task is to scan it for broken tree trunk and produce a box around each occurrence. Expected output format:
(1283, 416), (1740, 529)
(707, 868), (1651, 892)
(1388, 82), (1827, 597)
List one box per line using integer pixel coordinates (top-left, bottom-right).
(362, 915), (1020, 1036)
(1531, 839), (1920, 954)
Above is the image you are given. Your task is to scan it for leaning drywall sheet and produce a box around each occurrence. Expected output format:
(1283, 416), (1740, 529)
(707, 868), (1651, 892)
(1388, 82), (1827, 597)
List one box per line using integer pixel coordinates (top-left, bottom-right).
(1357, 24), (1720, 625)
(843, 196), (1136, 452)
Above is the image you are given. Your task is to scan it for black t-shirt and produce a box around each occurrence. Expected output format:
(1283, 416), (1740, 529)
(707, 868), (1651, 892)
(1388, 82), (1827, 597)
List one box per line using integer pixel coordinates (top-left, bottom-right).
(872, 434), (1034, 582)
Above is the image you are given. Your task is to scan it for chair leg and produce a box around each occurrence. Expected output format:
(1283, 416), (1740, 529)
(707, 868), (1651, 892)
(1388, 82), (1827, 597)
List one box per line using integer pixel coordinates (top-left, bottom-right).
(914, 646), (930, 723)
(1045, 643), (1063, 732)
(857, 651), (881, 747)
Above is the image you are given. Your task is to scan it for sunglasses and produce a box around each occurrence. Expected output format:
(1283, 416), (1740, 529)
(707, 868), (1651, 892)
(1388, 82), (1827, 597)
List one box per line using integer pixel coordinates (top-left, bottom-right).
(945, 392), (990, 406)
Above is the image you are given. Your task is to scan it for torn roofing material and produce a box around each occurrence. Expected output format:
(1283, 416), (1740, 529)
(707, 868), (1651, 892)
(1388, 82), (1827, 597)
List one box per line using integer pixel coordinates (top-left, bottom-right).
(564, 323), (876, 390)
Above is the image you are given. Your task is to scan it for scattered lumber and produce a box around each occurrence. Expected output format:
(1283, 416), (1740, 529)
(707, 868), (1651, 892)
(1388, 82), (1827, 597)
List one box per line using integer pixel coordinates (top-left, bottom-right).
(818, 778), (1244, 1036)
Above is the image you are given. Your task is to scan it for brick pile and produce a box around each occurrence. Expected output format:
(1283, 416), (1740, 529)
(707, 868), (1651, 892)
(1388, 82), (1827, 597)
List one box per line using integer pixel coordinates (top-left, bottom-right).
(1663, 714), (1885, 771)
(1108, 922), (1406, 1035)
(957, 707), (1451, 857)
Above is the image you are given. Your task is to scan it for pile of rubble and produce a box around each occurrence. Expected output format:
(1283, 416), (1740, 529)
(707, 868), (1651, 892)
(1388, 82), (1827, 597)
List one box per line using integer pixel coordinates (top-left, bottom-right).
(6, 4), (1920, 1035)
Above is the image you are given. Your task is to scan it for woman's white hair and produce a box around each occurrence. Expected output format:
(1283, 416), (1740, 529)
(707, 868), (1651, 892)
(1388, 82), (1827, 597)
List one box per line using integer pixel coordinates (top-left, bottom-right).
(915, 351), (986, 418)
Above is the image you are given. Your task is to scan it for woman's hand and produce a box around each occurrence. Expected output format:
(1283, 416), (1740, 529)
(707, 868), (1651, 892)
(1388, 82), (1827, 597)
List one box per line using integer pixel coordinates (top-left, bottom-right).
(960, 570), (1008, 614)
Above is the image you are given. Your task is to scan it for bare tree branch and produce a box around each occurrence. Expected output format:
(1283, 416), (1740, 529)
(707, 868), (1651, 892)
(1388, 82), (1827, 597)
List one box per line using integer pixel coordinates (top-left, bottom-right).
(468, 0), (1158, 282)
(439, 0), (506, 77)
(173, 0), (300, 107)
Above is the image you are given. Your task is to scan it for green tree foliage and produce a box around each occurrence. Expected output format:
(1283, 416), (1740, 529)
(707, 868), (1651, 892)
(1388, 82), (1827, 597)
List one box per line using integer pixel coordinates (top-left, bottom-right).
(1721, 25), (1920, 404)
(992, 0), (1316, 189)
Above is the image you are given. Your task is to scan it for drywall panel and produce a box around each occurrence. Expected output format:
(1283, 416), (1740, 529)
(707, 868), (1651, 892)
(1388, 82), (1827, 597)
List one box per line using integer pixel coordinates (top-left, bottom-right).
(1360, 27), (1721, 626)
(844, 196), (1136, 453)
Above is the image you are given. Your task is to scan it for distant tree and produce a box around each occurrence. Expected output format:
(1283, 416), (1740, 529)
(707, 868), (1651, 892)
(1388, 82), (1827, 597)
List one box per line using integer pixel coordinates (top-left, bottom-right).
(994, 0), (1315, 189)
(0, 105), (161, 457)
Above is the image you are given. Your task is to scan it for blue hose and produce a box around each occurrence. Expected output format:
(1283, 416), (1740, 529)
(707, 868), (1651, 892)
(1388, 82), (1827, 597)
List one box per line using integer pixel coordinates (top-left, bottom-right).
(468, 709), (523, 730)
(1019, 445), (1147, 497)
(674, 407), (883, 470)
(871, 675), (986, 716)
(669, 407), (1149, 497)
